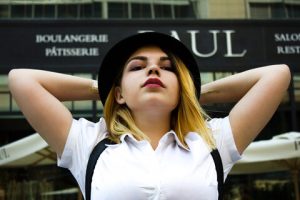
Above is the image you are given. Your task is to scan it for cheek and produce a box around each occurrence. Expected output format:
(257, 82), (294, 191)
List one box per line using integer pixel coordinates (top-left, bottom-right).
(120, 76), (140, 97)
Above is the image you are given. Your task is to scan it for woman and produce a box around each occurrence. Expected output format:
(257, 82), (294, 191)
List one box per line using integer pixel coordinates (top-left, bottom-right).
(8, 32), (291, 200)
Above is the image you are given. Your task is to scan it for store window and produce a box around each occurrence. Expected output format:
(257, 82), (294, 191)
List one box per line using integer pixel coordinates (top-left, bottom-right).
(62, 73), (93, 111)
(108, 2), (128, 18)
(57, 4), (78, 18)
(200, 72), (214, 85)
(74, 100), (93, 111)
(80, 3), (102, 18)
(62, 101), (72, 111)
(154, 4), (172, 19)
(131, 3), (151, 18)
(249, 2), (300, 19)
(0, 75), (9, 111)
(0, 5), (9, 18)
(200, 71), (235, 84)
(34, 4), (55, 18)
(0, 72), (99, 116)
(174, 4), (194, 18)
(287, 4), (300, 18)
(271, 3), (286, 18)
(11, 4), (32, 18)
(200, 72), (235, 117)
(11, 99), (20, 112)
(250, 3), (275, 18)
(80, 3), (93, 18)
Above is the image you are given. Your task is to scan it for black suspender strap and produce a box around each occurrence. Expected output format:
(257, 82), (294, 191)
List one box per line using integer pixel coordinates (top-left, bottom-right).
(85, 139), (224, 200)
(210, 149), (224, 200)
(85, 138), (115, 200)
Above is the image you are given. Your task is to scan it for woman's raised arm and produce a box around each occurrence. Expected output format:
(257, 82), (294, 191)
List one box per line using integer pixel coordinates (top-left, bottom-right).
(200, 64), (291, 154)
(8, 69), (99, 156)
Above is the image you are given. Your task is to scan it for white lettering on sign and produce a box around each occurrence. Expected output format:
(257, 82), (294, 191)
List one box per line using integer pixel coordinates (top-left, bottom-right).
(274, 33), (300, 42)
(139, 29), (247, 58)
(274, 33), (300, 55)
(223, 30), (247, 57)
(45, 46), (99, 57)
(188, 30), (219, 57)
(36, 34), (108, 57)
(277, 46), (300, 54)
(36, 34), (108, 43)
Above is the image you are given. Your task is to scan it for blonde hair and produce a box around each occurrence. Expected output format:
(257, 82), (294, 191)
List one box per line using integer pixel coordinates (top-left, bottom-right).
(103, 52), (216, 150)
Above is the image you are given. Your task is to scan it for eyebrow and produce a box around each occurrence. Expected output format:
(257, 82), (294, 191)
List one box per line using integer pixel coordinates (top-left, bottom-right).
(125, 56), (171, 65)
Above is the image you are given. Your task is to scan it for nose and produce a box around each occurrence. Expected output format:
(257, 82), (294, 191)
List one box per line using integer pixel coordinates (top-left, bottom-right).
(147, 65), (160, 76)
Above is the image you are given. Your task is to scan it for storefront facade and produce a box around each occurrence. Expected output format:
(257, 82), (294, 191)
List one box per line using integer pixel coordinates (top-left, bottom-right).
(0, 0), (299, 199)
(0, 19), (299, 138)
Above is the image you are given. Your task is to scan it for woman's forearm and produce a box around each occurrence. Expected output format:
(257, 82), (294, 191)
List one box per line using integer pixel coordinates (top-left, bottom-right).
(8, 69), (100, 155)
(199, 64), (290, 105)
(9, 69), (99, 101)
(199, 64), (290, 153)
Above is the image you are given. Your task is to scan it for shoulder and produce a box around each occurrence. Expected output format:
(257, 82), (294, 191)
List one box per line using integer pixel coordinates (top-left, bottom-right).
(59, 117), (108, 164)
(207, 117), (231, 133)
(58, 117), (108, 189)
(206, 116), (235, 149)
(62, 117), (108, 158)
(207, 117), (241, 176)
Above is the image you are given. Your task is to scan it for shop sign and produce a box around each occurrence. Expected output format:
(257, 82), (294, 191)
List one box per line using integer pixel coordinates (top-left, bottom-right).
(0, 20), (299, 72)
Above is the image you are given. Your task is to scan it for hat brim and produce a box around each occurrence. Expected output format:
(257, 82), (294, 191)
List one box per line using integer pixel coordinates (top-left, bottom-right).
(98, 32), (201, 105)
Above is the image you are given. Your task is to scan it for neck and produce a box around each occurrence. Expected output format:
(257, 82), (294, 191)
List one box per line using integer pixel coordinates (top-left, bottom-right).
(132, 109), (171, 149)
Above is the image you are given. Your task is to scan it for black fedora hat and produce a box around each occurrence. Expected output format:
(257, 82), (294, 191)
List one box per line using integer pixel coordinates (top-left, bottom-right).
(98, 32), (201, 105)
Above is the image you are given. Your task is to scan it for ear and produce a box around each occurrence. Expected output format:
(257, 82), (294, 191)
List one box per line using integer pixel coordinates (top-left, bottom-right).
(115, 86), (126, 104)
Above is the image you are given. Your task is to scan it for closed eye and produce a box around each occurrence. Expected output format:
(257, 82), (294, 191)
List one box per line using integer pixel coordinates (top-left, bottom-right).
(160, 65), (175, 72)
(160, 59), (175, 72)
(129, 66), (144, 71)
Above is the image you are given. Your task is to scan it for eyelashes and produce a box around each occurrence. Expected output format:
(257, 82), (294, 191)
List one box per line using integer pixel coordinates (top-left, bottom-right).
(161, 66), (176, 72)
(128, 65), (175, 72)
(129, 66), (144, 71)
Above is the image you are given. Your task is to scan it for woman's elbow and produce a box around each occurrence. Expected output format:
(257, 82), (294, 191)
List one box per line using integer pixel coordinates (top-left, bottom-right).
(279, 64), (291, 87)
(271, 64), (291, 88)
(8, 69), (31, 93)
(8, 69), (21, 90)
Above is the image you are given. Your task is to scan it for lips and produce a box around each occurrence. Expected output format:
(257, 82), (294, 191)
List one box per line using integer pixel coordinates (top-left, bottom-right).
(142, 78), (165, 88)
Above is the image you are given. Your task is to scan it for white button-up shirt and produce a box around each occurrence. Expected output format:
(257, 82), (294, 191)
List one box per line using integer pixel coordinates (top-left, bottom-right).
(58, 117), (241, 200)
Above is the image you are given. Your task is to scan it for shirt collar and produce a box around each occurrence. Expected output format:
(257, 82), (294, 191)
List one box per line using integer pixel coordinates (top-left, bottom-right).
(120, 131), (190, 152)
(164, 130), (190, 151)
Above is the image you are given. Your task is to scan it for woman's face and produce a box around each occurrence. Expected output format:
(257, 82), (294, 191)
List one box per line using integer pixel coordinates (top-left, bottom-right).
(115, 46), (180, 114)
